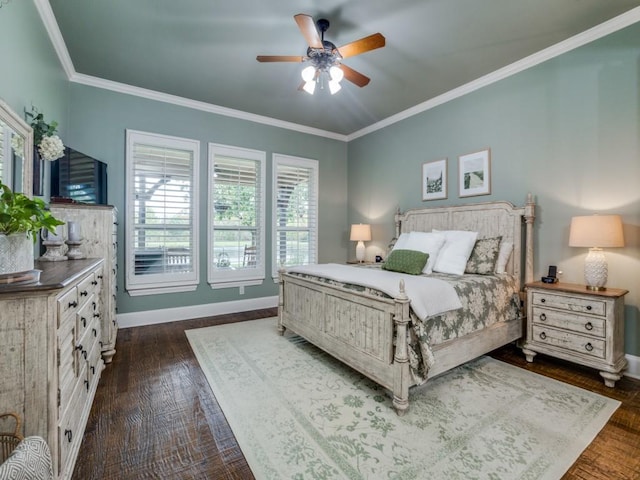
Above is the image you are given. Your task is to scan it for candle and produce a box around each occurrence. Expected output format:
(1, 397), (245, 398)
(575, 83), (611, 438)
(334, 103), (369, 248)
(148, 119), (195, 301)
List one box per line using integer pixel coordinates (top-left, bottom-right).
(68, 221), (81, 241)
(46, 225), (62, 242)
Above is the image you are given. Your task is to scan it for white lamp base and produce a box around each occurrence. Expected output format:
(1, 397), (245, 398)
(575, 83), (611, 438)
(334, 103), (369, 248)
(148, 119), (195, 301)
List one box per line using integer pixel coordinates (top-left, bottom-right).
(584, 247), (608, 291)
(355, 241), (366, 263)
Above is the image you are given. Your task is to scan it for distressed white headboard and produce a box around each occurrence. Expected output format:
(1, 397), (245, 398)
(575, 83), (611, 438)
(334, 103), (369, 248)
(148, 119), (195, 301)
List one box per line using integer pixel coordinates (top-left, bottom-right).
(394, 196), (535, 290)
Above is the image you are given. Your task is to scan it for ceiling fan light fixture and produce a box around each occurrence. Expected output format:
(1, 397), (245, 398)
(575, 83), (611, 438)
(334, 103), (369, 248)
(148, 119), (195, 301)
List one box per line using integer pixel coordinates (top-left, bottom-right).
(301, 65), (316, 82)
(302, 80), (316, 95)
(329, 65), (344, 83)
(328, 79), (342, 95)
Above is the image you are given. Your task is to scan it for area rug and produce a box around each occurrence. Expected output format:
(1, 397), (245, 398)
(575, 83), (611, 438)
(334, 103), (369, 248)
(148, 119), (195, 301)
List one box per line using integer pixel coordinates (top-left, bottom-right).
(186, 317), (620, 480)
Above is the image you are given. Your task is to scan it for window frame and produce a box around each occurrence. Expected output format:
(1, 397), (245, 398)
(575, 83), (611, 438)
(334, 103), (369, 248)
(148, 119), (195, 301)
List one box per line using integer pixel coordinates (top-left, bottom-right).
(271, 153), (319, 281)
(125, 129), (200, 296)
(208, 143), (266, 289)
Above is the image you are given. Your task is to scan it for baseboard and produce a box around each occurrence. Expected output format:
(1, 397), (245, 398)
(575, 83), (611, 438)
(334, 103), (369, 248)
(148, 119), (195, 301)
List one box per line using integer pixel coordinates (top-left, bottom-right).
(117, 295), (278, 329)
(626, 354), (640, 380)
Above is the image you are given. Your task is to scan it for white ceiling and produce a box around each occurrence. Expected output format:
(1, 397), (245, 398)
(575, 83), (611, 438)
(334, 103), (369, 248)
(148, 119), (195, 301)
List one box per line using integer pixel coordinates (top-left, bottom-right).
(45, 0), (640, 138)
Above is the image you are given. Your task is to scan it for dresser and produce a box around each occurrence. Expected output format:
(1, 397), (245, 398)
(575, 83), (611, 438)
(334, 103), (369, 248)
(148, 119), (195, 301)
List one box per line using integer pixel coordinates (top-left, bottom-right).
(522, 281), (628, 387)
(49, 204), (118, 364)
(0, 259), (104, 479)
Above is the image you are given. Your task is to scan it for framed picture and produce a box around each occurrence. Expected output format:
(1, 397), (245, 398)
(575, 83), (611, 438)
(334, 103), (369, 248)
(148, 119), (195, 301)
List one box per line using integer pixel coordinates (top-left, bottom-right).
(458, 149), (491, 197)
(422, 158), (447, 201)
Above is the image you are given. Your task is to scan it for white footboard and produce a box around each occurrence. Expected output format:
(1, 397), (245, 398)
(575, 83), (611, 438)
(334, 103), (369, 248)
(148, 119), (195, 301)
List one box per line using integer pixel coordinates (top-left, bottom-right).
(278, 272), (412, 414)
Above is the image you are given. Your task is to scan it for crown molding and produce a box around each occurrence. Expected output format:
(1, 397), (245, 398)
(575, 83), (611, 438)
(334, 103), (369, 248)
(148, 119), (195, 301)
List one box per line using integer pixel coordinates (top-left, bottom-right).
(35, 2), (640, 143)
(347, 7), (640, 141)
(69, 73), (348, 141)
(33, 0), (75, 79)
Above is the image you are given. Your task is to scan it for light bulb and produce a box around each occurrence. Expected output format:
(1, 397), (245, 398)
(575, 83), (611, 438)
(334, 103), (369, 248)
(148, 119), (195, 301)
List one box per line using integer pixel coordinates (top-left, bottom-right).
(303, 80), (316, 95)
(329, 80), (341, 95)
(329, 65), (344, 83)
(301, 65), (316, 82)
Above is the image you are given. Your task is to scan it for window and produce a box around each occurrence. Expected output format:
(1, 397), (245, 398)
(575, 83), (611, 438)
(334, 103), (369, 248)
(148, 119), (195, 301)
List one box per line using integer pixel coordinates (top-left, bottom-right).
(208, 143), (266, 288)
(125, 130), (199, 295)
(272, 154), (318, 280)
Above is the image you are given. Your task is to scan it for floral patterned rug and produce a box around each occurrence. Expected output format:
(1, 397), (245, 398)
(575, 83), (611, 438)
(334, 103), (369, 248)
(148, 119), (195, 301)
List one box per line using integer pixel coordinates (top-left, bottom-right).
(186, 317), (619, 480)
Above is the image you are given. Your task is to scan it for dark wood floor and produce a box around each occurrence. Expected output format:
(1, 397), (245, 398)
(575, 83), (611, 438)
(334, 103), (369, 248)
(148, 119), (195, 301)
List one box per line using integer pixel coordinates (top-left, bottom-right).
(73, 310), (640, 480)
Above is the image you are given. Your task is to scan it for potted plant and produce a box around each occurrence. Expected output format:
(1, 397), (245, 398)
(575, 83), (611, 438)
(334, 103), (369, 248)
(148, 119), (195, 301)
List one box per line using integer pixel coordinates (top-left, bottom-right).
(0, 182), (64, 275)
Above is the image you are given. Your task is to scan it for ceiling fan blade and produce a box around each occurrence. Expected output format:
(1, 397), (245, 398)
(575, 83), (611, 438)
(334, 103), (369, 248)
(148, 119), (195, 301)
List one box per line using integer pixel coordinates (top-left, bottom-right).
(340, 64), (370, 87)
(337, 33), (385, 59)
(256, 55), (304, 63)
(294, 14), (323, 49)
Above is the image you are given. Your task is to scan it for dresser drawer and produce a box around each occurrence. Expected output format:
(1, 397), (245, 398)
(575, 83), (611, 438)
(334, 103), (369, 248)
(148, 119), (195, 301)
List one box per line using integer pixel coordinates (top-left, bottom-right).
(58, 288), (79, 325)
(531, 291), (605, 316)
(531, 306), (605, 338)
(531, 325), (605, 359)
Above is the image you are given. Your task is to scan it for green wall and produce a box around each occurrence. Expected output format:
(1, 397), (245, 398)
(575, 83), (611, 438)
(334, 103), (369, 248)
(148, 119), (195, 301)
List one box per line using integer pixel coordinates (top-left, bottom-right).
(65, 84), (348, 314)
(0, 1), (68, 159)
(348, 23), (640, 355)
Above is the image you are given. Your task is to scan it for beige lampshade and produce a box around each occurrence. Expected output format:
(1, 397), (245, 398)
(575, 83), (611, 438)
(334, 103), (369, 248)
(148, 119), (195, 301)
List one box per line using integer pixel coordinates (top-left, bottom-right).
(350, 224), (371, 242)
(568, 215), (624, 248)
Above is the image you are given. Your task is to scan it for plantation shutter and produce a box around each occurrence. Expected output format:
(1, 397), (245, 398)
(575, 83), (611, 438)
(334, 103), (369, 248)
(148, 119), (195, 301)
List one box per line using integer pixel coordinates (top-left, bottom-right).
(208, 144), (266, 288)
(125, 130), (199, 295)
(273, 155), (318, 276)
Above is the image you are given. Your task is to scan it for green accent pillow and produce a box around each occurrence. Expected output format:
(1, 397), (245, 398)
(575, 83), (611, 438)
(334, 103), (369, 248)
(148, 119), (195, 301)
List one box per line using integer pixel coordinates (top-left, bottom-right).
(383, 249), (429, 275)
(465, 236), (502, 275)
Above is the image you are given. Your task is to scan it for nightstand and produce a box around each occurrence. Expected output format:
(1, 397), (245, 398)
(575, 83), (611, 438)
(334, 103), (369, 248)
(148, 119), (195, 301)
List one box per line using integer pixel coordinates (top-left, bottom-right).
(521, 281), (628, 387)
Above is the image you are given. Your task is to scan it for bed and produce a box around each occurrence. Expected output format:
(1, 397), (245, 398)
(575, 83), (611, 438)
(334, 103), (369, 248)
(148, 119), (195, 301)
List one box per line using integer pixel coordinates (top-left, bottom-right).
(277, 197), (536, 415)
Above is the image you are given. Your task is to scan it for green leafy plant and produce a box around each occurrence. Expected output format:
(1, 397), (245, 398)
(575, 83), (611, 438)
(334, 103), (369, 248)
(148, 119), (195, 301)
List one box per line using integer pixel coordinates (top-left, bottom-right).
(0, 182), (64, 241)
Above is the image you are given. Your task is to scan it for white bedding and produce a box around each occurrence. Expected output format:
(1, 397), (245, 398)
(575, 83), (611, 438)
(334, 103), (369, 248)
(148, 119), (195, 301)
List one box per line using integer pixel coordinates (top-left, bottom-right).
(286, 263), (462, 320)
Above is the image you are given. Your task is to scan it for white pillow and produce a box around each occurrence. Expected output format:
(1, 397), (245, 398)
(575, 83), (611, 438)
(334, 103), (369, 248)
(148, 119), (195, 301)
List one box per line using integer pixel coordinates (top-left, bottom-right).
(401, 231), (446, 274)
(432, 229), (479, 275)
(494, 241), (513, 274)
(392, 232), (411, 251)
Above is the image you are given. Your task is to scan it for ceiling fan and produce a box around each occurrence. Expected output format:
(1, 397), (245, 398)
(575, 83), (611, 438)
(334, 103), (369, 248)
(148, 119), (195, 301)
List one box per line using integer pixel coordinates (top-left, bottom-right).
(256, 14), (385, 95)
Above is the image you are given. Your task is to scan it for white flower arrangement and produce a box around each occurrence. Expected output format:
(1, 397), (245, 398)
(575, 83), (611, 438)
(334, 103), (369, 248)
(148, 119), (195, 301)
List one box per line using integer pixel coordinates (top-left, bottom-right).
(38, 134), (65, 161)
(28, 107), (65, 161)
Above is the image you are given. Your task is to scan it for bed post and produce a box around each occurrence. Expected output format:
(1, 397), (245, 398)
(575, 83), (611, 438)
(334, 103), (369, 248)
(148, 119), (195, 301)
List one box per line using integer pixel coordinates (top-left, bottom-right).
(277, 268), (286, 336)
(392, 280), (411, 416)
(524, 193), (536, 285)
(394, 207), (402, 240)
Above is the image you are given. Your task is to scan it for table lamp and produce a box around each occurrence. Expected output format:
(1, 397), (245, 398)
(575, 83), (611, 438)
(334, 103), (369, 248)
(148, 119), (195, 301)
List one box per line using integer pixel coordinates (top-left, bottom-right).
(568, 214), (624, 290)
(350, 224), (371, 263)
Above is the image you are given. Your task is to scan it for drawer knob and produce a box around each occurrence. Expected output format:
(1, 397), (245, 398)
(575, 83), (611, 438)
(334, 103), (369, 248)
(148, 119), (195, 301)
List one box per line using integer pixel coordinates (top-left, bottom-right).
(68, 301), (78, 308)
(585, 322), (594, 331)
(539, 332), (547, 340)
(92, 328), (97, 337)
(585, 342), (594, 352)
(81, 317), (87, 328)
(539, 313), (547, 321)
(64, 429), (72, 442)
(84, 380), (89, 391)
(91, 366), (96, 374)
(540, 298), (546, 303)
(91, 280), (98, 286)
(586, 305), (592, 311)
(80, 290), (88, 297)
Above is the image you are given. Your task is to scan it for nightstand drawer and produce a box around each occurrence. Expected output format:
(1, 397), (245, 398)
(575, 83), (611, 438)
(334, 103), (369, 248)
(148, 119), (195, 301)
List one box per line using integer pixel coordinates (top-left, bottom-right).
(531, 325), (605, 359)
(531, 291), (605, 316)
(531, 306), (605, 337)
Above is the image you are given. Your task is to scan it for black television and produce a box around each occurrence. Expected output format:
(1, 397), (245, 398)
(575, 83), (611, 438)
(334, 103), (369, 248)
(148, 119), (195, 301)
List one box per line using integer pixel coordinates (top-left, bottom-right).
(51, 147), (108, 204)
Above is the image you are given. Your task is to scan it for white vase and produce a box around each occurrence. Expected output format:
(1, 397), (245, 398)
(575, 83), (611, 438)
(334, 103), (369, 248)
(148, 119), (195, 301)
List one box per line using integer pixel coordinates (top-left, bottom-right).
(0, 233), (35, 275)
